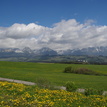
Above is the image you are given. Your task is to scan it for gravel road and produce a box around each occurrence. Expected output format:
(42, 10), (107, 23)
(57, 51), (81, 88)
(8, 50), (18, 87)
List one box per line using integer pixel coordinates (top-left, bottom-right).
(0, 77), (36, 85)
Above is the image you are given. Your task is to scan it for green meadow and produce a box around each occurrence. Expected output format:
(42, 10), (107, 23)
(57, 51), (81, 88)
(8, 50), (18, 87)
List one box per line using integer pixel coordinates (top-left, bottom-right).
(0, 61), (107, 90)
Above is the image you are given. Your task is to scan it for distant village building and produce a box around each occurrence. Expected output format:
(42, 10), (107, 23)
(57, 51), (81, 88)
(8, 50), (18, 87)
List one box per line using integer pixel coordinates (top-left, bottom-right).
(77, 60), (88, 63)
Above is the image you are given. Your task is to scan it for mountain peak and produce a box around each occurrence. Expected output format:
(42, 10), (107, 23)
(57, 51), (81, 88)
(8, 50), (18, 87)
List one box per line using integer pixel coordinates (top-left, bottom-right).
(36, 47), (57, 56)
(22, 47), (33, 53)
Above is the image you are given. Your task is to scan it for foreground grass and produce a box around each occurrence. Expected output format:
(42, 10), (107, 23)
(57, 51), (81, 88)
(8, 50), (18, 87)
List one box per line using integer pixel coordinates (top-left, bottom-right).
(0, 61), (107, 90)
(0, 81), (107, 107)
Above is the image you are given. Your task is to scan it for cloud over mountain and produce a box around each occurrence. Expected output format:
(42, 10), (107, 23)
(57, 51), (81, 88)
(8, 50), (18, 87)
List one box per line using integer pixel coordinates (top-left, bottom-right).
(0, 19), (107, 50)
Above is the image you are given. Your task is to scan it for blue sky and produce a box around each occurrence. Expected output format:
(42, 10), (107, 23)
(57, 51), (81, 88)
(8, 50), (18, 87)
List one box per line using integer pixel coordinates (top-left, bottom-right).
(0, 0), (107, 27)
(0, 0), (107, 50)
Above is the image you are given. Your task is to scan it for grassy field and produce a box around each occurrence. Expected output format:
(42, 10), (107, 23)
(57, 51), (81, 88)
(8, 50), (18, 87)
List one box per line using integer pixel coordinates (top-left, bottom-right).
(0, 61), (107, 90)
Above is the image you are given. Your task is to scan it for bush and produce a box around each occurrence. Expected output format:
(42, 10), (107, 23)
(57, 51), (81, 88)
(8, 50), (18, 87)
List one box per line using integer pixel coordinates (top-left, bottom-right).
(65, 81), (77, 92)
(63, 66), (75, 73)
(75, 68), (99, 75)
(84, 88), (103, 96)
(36, 77), (54, 89)
(63, 66), (102, 76)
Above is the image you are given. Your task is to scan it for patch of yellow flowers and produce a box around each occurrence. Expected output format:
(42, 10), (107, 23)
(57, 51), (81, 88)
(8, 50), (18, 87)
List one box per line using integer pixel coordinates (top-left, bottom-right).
(0, 81), (107, 107)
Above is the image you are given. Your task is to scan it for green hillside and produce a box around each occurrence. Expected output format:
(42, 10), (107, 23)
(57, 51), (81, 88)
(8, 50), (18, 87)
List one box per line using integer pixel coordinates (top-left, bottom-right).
(0, 61), (107, 90)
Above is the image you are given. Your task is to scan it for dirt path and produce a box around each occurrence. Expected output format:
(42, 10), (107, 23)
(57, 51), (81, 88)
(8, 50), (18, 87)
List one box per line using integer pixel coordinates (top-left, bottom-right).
(0, 77), (36, 85)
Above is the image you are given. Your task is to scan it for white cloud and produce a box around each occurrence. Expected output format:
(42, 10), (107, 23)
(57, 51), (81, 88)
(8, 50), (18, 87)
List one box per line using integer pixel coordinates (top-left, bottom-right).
(0, 19), (107, 50)
(0, 23), (45, 39)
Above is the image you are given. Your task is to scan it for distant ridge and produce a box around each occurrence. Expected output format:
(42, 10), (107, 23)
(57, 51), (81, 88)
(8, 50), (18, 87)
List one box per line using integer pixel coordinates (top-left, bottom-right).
(58, 46), (107, 56)
(0, 46), (107, 57)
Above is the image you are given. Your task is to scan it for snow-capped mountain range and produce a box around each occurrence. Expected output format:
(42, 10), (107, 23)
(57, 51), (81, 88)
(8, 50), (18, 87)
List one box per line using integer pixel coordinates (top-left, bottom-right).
(58, 46), (107, 56)
(0, 46), (107, 57)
